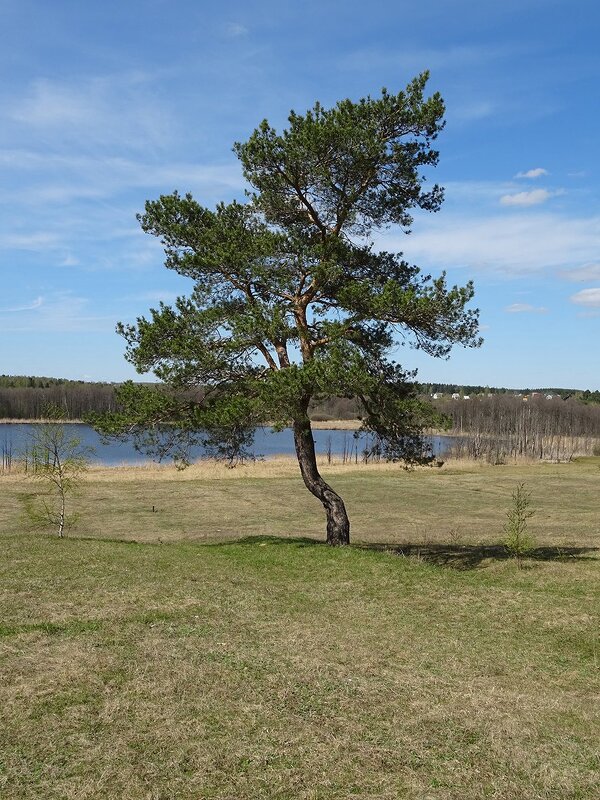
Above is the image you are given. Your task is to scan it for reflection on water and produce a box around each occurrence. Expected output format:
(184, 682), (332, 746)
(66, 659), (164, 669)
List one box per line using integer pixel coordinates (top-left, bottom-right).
(0, 423), (452, 467)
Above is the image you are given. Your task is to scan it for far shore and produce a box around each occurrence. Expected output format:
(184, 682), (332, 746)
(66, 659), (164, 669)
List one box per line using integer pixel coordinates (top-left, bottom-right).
(0, 418), (85, 424)
(1, 417), (364, 429)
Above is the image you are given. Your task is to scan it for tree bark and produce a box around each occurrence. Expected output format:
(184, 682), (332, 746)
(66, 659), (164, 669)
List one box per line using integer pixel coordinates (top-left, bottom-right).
(292, 415), (350, 546)
(58, 483), (65, 538)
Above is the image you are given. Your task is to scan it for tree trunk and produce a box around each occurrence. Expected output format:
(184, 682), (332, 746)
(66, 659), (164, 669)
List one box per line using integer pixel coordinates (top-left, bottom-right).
(58, 485), (65, 538)
(292, 415), (350, 546)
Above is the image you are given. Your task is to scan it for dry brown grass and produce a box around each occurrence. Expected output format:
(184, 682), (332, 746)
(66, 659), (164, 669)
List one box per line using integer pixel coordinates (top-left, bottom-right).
(2, 456), (598, 548)
(309, 419), (361, 430)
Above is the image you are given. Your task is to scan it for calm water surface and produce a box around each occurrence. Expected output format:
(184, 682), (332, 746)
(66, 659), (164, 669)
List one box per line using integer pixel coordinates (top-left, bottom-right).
(0, 423), (452, 466)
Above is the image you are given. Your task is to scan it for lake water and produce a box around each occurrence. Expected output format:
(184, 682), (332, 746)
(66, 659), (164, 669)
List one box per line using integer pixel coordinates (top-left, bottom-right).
(0, 423), (453, 466)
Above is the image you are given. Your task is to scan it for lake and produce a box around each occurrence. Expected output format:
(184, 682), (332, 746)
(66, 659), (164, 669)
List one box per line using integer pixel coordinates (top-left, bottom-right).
(0, 423), (453, 466)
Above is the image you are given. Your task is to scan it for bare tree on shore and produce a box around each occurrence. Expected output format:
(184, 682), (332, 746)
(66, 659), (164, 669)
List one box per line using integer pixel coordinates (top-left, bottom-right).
(435, 394), (600, 461)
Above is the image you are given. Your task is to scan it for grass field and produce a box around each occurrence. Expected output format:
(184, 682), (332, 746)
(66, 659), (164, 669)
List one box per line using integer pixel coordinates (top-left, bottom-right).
(0, 458), (598, 798)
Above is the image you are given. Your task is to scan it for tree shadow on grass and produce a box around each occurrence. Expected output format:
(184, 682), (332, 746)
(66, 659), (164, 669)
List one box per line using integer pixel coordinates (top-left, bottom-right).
(226, 535), (599, 570)
(67, 534), (600, 570)
(361, 542), (600, 570)
(223, 534), (323, 548)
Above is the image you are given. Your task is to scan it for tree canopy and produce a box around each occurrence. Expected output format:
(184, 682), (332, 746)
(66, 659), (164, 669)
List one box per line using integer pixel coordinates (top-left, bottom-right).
(93, 73), (481, 545)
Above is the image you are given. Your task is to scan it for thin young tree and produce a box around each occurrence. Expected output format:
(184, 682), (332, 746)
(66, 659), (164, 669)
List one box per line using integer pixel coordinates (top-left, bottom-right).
(504, 482), (536, 568)
(93, 73), (481, 545)
(25, 409), (92, 537)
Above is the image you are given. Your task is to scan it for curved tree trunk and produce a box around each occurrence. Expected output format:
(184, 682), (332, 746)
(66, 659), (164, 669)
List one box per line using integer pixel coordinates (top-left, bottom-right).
(293, 415), (350, 546)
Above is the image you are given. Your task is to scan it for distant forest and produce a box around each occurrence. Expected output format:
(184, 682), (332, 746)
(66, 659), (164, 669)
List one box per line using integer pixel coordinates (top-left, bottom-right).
(0, 376), (120, 419)
(1, 374), (599, 421)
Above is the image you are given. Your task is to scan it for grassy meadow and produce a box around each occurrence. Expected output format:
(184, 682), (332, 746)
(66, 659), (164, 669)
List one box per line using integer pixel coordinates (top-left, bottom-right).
(0, 457), (598, 798)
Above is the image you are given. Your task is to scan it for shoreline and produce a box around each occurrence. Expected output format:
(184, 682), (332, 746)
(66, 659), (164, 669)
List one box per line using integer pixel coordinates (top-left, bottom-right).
(0, 418), (366, 429)
(0, 418), (85, 424)
(0, 418), (452, 435)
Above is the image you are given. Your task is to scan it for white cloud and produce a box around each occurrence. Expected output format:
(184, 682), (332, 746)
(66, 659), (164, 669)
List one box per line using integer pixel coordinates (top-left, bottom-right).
(500, 189), (557, 207)
(570, 288), (600, 307)
(443, 179), (537, 206)
(378, 212), (600, 277)
(560, 263), (600, 282)
(515, 168), (548, 179)
(505, 303), (547, 314)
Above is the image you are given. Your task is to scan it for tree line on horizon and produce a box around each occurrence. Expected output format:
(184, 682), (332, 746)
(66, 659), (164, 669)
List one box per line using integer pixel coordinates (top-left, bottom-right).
(0, 380), (119, 420)
(1, 374), (599, 424)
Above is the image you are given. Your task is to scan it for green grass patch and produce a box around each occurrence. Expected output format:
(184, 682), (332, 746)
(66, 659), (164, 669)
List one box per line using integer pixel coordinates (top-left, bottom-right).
(0, 461), (598, 798)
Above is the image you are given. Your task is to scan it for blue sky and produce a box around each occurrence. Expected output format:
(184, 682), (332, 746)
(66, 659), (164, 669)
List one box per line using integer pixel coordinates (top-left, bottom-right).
(1, 0), (599, 389)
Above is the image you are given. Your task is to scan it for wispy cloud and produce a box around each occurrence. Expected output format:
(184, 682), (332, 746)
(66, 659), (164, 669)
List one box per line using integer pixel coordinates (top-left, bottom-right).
(224, 22), (248, 37)
(575, 310), (600, 319)
(337, 43), (519, 74)
(9, 74), (175, 152)
(443, 179), (519, 205)
(2, 296), (44, 312)
(451, 101), (495, 122)
(59, 253), (80, 267)
(0, 231), (62, 250)
(570, 288), (600, 307)
(515, 168), (548, 179)
(0, 149), (244, 204)
(136, 290), (179, 304)
(500, 189), (559, 207)
(505, 303), (548, 313)
(0, 148), (245, 272)
(559, 262), (600, 282)
(0, 291), (114, 333)
(380, 212), (600, 276)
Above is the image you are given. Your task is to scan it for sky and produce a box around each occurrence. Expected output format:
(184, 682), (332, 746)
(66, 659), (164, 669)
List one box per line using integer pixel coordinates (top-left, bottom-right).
(1, 0), (599, 390)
